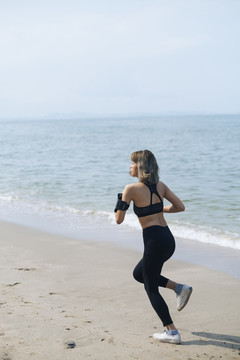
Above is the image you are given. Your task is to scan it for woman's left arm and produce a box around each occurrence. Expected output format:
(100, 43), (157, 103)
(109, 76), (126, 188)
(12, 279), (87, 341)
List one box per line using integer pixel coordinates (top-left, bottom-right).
(115, 184), (133, 224)
(162, 183), (185, 213)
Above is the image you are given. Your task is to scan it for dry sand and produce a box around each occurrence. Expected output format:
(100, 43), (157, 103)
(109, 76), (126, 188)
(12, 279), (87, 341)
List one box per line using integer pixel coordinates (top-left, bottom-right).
(0, 220), (239, 360)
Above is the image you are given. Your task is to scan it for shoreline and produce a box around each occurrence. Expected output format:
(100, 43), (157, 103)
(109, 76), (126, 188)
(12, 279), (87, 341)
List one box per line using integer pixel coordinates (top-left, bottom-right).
(1, 216), (239, 279)
(0, 220), (240, 359)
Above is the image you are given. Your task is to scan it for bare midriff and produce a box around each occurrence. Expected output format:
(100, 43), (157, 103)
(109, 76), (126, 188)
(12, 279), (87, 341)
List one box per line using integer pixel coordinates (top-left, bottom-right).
(138, 212), (168, 230)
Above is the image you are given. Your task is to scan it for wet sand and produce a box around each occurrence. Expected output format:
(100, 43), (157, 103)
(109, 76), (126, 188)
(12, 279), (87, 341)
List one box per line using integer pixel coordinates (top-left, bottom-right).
(0, 220), (240, 360)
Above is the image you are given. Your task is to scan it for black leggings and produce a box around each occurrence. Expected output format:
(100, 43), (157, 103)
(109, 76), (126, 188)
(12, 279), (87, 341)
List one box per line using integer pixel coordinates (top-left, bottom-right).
(133, 225), (175, 326)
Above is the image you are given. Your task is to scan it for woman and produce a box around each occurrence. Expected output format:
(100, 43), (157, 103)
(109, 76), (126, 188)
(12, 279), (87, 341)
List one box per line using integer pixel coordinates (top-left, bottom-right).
(114, 150), (192, 344)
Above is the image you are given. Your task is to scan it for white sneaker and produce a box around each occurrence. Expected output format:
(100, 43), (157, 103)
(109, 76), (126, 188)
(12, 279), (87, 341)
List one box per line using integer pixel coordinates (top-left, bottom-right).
(177, 285), (192, 311)
(153, 331), (181, 344)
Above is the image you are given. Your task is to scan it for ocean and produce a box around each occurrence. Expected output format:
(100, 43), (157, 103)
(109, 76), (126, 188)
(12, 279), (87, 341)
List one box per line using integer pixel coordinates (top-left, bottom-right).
(0, 115), (239, 252)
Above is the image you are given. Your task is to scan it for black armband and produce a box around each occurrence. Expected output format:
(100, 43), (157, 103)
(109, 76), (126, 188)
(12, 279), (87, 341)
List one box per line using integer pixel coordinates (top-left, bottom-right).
(114, 193), (129, 212)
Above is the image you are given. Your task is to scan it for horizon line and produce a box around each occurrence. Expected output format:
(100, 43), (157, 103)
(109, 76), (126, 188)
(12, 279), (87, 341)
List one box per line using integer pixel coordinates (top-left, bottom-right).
(0, 111), (240, 121)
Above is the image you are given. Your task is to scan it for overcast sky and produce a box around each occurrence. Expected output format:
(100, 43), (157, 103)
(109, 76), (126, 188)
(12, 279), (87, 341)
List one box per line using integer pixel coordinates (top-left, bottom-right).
(0, 0), (239, 118)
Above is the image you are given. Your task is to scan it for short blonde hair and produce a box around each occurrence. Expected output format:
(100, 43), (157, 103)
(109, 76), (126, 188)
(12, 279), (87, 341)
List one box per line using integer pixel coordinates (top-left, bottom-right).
(131, 150), (159, 184)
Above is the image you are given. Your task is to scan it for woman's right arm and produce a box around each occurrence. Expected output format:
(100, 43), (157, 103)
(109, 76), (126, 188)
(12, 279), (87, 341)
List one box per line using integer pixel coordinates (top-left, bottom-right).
(115, 184), (133, 224)
(162, 183), (185, 213)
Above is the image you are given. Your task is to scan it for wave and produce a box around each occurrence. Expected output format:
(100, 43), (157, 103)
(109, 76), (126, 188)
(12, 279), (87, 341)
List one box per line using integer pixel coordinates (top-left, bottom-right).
(0, 195), (239, 250)
(94, 211), (240, 250)
(0, 194), (19, 202)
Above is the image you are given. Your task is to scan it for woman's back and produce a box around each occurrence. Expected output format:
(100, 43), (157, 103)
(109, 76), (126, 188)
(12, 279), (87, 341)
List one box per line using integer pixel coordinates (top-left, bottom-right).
(131, 181), (168, 229)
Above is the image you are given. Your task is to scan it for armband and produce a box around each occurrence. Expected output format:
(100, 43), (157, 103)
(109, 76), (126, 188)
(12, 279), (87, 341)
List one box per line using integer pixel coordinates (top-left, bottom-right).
(114, 193), (129, 212)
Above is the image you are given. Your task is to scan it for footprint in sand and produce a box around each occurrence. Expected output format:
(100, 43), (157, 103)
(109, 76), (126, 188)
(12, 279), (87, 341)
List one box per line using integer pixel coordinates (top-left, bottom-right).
(6, 283), (21, 287)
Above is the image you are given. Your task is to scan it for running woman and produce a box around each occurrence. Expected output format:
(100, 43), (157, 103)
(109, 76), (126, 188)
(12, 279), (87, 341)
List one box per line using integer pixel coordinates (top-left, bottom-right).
(115, 150), (192, 344)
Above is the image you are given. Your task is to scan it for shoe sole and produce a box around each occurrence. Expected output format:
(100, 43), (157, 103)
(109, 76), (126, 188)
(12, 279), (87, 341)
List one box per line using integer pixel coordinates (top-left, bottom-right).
(177, 287), (193, 311)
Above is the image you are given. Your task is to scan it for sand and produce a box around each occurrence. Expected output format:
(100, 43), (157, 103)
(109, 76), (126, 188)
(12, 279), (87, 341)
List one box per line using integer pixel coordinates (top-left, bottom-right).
(0, 220), (239, 360)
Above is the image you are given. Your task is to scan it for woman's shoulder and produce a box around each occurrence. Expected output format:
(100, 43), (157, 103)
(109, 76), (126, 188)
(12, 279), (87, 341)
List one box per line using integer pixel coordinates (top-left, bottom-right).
(157, 180), (166, 188)
(122, 183), (142, 203)
(126, 181), (165, 189)
(156, 181), (167, 196)
(124, 182), (142, 191)
(123, 182), (145, 195)
(124, 181), (166, 193)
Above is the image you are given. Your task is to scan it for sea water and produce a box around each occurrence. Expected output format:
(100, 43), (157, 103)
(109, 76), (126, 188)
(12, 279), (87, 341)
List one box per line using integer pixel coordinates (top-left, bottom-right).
(0, 115), (239, 251)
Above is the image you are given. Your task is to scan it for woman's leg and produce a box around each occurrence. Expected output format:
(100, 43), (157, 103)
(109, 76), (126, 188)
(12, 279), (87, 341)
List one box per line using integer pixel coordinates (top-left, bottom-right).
(133, 258), (171, 287)
(133, 257), (180, 339)
(142, 249), (173, 327)
(140, 226), (177, 327)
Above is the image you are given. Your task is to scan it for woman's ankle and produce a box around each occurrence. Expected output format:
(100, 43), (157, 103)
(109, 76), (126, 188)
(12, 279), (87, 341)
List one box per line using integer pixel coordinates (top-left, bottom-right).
(166, 324), (177, 331)
(166, 280), (178, 290)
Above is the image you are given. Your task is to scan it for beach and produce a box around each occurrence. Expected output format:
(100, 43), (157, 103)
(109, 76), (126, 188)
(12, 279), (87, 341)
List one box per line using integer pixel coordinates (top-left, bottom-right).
(1, 220), (239, 360)
(1, 0), (240, 357)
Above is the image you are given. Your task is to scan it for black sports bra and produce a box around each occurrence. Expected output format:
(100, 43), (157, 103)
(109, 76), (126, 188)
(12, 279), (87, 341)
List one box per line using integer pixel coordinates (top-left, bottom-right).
(133, 183), (163, 218)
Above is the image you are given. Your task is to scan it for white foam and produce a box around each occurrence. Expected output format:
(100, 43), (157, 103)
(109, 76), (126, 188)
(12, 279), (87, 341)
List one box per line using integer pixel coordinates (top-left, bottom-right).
(0, 195), (239, 250)
(0, 194), (18, 202)
(93, 211), (240, 250)
(169, 222), (240, 250)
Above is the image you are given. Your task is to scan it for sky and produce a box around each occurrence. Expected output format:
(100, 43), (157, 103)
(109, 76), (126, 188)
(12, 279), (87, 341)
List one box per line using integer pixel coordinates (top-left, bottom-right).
(0, 0), (240, 118)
